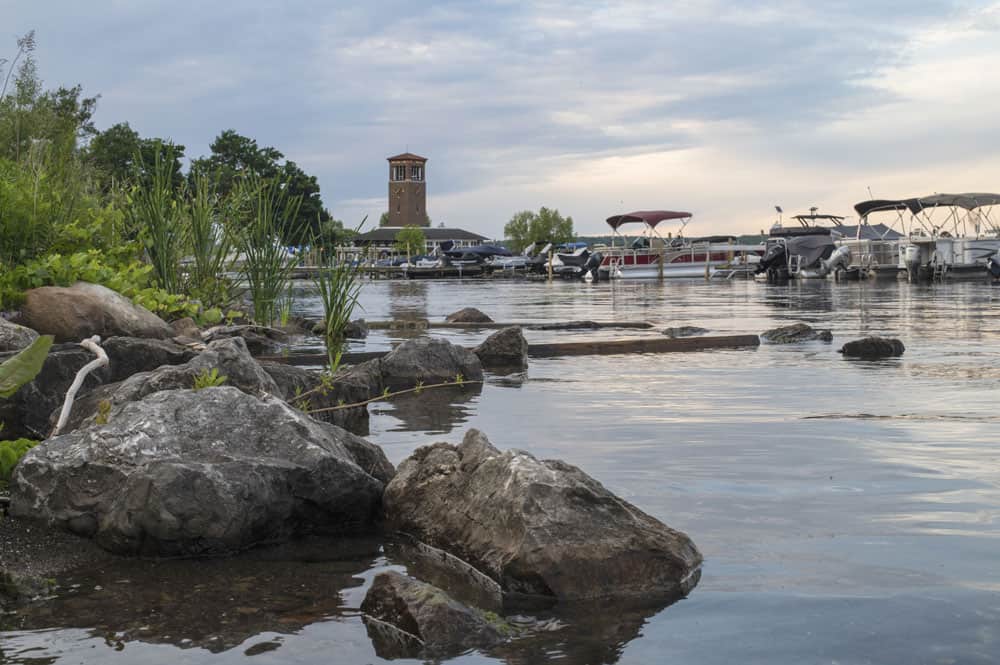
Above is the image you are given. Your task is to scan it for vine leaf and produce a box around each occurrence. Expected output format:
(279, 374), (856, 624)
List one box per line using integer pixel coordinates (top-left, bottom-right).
(0, 335), (53, 398)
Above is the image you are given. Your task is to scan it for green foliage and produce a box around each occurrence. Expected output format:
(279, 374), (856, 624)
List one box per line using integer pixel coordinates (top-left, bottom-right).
(87, 122), (186, 191)
(230, 174), (306, 326)
(503, 206), (575, 253)
(193, 368), (227, 390)
(93, 399), (112, 425)
(393, 225), (426, 257)
(185, 172), (234, 308)
(0, 335), (52, 398)
(126, 143), (186, 294)
(0, 438), (38, 481)
(313, 224), (365, 372)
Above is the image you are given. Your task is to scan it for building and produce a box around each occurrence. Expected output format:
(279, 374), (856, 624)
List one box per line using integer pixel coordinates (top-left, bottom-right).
(352, 226), (489, 256)
(385, 152), (428, 228)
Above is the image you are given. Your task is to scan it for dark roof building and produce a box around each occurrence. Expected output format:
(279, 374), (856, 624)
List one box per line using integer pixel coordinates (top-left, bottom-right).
(353, 226), (489, 255)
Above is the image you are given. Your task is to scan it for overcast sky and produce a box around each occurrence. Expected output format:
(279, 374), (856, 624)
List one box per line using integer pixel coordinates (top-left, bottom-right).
(5, 1), (999, 237)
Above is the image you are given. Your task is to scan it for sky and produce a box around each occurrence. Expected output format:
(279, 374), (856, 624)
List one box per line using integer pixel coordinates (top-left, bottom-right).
(4, 0), (1000, 238)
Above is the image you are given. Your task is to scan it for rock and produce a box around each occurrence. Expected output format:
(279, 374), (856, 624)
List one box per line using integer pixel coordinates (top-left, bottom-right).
(361, 571), (505, 658)
(384, 429), (702, 601)
(445, 307), (493, 324)
(16, 282), (173, 342)
(379, 337), (483, 391)
(0, 318), (39, 352)
(202, 325), (288, 355)
(760, 323), (833, 344)
(11, 387), (394, 556)
(259, 361), (370, 435)
(662, 326), (709, 339)
(839, 336), (905, 359)
(474, 327), (528, 370)
(345, 318), (369, 339)
(101, 336), (199, 383)
(55, 337), (279, 434)
(169, 317), (201, 339)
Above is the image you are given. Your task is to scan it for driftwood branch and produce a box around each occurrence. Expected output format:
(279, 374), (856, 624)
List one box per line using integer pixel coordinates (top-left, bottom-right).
(305, 379), (483, 415)
(51, 335), (109, 437)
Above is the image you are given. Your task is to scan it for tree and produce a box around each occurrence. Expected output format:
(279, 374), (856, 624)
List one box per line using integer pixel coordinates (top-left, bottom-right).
(379, 211), (390, 226)
(503, 206), (575, 252)
(394, 225), (426, 258)
(88, 122), (185, 190)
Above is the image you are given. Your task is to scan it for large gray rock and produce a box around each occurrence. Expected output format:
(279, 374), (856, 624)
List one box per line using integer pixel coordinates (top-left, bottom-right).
(361, 571), (505, 659)
(384, 429), (702, 601)
(260, 361), (370, 434)
(11, 387), (394, 556)
(0, 318), (39, 352)
(445, 307), (493, 324)
(56, 337), (279, 434)
(380, 337), (483, 391)
(839, 336), (905, 359)
(101, 336), (199, 383)
(760, 323), (832, 343)
(474, 327), (528, 370)
(16, 282), (172, 342)
(202, 325), (288, 356)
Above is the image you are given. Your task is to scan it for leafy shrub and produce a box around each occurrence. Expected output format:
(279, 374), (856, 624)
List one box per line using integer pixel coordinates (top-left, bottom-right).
(193, 368), (227, 390)
(0, 438), (38, 481)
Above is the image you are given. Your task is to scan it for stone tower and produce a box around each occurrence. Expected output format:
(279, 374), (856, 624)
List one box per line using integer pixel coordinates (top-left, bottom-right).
(385, 152), (428, 227)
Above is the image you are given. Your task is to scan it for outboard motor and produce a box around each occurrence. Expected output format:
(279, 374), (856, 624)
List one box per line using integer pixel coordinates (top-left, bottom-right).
(582, 251), (603, 281)
(988, 251), (1000, 280)
(818, 245), (852, 276)
(755, 243), (787, 275)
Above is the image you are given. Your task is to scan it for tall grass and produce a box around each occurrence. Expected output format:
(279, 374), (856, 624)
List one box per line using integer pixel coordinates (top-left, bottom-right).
(231, 174), (304, 327)
(186, 173), (233, 308)
(127, 145), (185, 294)
(313, 225), (365, 371)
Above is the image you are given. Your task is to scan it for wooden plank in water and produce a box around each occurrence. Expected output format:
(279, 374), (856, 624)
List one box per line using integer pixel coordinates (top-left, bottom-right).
(259, 334), (759, 366)
(366, 320), (654, 331)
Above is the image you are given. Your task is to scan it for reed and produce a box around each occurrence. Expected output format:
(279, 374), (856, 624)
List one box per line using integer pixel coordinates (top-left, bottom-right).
(186, 173), (233, 308)
(127, 145), (186, 294)
(313, 223), (365, 372)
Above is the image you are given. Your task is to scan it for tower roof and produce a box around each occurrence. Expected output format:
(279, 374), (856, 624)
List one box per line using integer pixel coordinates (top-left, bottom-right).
(387, 152), (427, 162)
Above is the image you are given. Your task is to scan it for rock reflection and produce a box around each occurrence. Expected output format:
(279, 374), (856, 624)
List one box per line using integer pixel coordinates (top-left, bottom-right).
(5, 536), (382, 654)
(387, 281), (429, 339)
(375, 384), (482, 434)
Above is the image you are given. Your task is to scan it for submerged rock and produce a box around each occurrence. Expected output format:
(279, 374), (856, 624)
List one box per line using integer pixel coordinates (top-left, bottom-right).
(11, 386), (393, 556)
(361, 571), (505, 658)
(839, 336), (905, 359)
(202, 325), (288, 355)
(662, 326), (709, 339)
(760, 323), (833, 344)
(384, 429), (702, 601)
(474, 326), (528, 370)
(379, 337), (483, 391)
(0, 318), (39, 352)
(445, 307), (493, 324)
(17, 282), (173, 342)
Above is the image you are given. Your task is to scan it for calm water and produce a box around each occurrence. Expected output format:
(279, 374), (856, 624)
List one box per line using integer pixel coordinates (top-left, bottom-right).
(4, 277), (1000, 664)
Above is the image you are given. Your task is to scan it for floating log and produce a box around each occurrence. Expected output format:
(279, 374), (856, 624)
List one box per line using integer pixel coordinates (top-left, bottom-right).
(258, 334), (759, 367)
(366, 320), (654, 331)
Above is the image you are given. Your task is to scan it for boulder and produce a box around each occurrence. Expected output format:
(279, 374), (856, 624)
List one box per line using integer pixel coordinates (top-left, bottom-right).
(384, 429), (702, 601)
(169, 317), (201, 340)
(760, 323), (832, 344)
(101, 336), (199, 383)
(361, 571), (505, 658)
(839, 336), (905, 359)
(308, 318), (369, 340)
(11, 387), (394, 556)
(474, 327), (528, 370)
(445, 307), (493, 324)
(202, 325), (288, 356)
(16, 282), (172, 342)
(379, 337), (483, 391)
(55, 337), (279, 434)
(662, 326), (709, 339)
(259, 361), (370, 434)
(0, 318), (39, 352)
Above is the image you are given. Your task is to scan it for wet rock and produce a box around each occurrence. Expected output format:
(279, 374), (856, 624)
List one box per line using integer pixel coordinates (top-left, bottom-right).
(361, 571), (505, 659)
(169, 316), (201, 339)
(0, 318), (39, 352)
(533, 320), (600, 330)
(345, 318), (369, 339)
(760, 323), (833, 344)
(379, 337), (483, 391)
(445, 307), (493, 324)
(474, 326), (528, 370)
(16, 282), (172, 342)
(384, 429), (702, 601)
(662, 326), (709, 339)
(259, 361), (369, 435)
(56, 337), (280, 434)
(101, 336), (199, 383)
(202, 325), (288, 355)
(11, 386), (394, 556)
(839, 336), (905, 359)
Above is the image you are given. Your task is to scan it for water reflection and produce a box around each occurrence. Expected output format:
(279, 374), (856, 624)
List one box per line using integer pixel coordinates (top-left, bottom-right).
(374, 383), (482, 435)
(387, 281), (429, 338)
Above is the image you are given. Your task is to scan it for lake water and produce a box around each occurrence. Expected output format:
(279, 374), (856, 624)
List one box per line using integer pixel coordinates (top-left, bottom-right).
(4, 277), (1000, 664)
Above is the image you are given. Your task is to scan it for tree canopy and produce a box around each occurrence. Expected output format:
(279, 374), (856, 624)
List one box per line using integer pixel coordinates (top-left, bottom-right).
(503, 206), (575, 253)
(88, 122), (185, 190)
(394, 225), (427, 257)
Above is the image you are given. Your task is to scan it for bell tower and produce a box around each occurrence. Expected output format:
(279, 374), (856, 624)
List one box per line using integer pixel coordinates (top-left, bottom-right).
(385, 152), (428, 227)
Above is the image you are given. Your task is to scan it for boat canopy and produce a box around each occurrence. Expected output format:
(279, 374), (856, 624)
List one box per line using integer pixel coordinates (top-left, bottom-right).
(605, 210), (692, 230)
(855, 193), (1000, 218)
(444, 244), (512, 258)
(791, 213), (845, 224)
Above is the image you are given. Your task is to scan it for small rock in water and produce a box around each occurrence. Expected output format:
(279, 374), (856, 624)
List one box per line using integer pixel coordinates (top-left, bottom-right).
(445, 307), (493, 324)
(662, 326), (709, 338)
(760, 323), (832, 344)
(473, 327), (528, 370)
(839, 336), (905, 359)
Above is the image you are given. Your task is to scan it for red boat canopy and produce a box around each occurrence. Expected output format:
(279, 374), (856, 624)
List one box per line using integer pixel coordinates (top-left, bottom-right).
(605, 210), (692, 230)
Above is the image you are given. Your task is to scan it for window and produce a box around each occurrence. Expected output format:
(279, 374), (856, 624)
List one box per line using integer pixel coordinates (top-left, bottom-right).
(411, 165), (423, 181)
(392, 165), (406, 181)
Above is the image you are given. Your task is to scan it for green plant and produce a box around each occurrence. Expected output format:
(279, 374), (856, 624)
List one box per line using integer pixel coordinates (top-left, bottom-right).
(0, 335), (52, 397)
(193, 368), (227, 390)
(313, 229), (364, 372)
(126, 143), (187, 294)
(186, 172), (234, 309)
(0, 438), (38, 481)
(93, 399), (111, 425)
(230, 174), (306, 326)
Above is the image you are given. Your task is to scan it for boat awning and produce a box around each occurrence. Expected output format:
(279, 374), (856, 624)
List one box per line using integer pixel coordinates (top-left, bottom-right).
(853, 199), (911, 218)
(855, 193), (1000, 218)
(605, 210), (692, 230)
